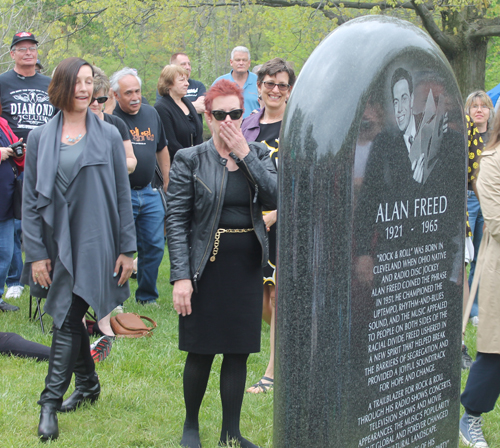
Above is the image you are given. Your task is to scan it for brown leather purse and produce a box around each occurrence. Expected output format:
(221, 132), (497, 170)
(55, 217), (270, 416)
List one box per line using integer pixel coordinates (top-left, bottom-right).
(110, 313), (157, 338)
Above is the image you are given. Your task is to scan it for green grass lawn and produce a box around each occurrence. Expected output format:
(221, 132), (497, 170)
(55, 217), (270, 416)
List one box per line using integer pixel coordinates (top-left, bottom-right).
(2, 254), (499, 447)
(1, 253), (273, 447)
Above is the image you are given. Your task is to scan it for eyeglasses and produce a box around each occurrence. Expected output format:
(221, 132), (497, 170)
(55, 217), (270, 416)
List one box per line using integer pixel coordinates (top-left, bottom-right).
(211, 109), (243, 121)
(91, 96), (108, 104)
(262, 81), (290, 92)
(14, 46), (38, 53)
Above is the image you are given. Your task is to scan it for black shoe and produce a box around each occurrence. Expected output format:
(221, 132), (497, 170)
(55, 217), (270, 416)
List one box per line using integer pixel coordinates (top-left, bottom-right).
(60, 378), (100, 412)
(462, 345), (474, 370)
(0, 300), (19, 312)
(38, 404), (59, 441)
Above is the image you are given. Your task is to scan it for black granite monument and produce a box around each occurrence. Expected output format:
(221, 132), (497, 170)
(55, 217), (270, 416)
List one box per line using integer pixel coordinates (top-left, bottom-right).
(275, 16), (466, 448)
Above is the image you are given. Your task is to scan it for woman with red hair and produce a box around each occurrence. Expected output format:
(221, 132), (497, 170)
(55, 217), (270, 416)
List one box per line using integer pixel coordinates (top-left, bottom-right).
(166, 79), (277, 448)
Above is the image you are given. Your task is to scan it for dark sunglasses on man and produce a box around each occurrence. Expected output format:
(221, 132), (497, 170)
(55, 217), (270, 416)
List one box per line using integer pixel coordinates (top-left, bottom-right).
(211, 109), (243, 121)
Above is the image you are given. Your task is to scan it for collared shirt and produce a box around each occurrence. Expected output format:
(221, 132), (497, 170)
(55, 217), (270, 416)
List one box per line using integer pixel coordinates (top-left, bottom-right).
(213, 70), (259, 118)
(403, 114), (417, 153)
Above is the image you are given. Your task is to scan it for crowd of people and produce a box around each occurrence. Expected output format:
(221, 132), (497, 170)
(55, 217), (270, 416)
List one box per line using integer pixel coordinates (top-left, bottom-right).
(1, 29), (500, 448)
(0, 31), (281, 447)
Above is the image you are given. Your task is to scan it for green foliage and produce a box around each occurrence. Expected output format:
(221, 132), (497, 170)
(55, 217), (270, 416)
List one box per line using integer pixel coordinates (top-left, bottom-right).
(0, 0), (337, 100)
(486, 37), (500, 92)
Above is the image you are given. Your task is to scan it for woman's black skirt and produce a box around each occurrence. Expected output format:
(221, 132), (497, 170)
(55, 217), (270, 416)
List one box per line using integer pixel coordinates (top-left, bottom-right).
(179, 231), (263, 354)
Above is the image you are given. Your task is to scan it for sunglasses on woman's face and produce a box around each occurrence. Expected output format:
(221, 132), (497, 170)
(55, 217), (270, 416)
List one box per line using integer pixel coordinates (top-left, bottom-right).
(262, 81), (290, 92)
(91, 96), (108, 104)
(211, 109), (243, 121)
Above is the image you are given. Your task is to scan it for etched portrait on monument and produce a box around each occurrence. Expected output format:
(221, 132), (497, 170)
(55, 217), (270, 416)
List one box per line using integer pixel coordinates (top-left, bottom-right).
(351, 59), (465, 448)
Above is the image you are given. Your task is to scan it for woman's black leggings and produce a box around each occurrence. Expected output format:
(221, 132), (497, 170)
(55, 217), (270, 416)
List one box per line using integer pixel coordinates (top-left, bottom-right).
(183, 352), (249, 442)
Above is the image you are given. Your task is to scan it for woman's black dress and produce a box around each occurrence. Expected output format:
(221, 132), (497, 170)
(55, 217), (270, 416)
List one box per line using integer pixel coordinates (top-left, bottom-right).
(179, 170), (263, 354)
(256, 121), (281, 286)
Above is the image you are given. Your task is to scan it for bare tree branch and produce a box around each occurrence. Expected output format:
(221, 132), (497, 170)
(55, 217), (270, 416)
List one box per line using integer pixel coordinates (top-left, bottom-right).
(470, 25), (500, 38)
(189, 0), (419, 11)
(410, 0), (456, 53)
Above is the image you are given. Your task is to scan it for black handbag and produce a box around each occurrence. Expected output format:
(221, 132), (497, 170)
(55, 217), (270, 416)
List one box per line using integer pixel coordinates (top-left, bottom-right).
(8, 158), (22, 220)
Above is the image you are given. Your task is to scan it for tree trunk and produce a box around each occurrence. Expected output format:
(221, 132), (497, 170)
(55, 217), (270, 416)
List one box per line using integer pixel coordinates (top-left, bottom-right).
(443, 36), (488, 100)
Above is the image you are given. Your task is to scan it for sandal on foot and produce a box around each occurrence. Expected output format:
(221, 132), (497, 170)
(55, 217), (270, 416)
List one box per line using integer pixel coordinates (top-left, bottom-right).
(246, 376), (273, 393)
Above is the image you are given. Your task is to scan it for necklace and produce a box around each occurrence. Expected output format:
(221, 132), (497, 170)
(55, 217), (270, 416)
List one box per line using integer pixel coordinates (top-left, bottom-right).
(66, 133), (83, 143)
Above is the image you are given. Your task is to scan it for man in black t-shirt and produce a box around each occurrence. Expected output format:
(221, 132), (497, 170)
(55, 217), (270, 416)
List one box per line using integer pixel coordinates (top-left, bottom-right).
(0, 32), (56, 142)
(0, 31), (57, 305)
(111, 67), (170, 305)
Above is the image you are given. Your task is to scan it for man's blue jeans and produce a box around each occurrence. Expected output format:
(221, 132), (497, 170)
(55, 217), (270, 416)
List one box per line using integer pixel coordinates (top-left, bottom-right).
(131, 184), (165, 303)
(0, 218), (15, 298)
(467, 190), (483, 318)
(6, 218), (24, 288)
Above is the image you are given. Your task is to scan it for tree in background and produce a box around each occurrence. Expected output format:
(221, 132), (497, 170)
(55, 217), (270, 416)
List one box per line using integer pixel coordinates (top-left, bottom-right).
(244, 0), (500, 97)
(2, 0), (500, 99)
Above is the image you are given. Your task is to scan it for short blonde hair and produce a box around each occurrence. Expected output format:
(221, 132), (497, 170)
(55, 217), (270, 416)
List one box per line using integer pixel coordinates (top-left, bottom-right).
(92, 66), (110, 96)
(157, 65), (189, 96)
(465, 90), (495, 129)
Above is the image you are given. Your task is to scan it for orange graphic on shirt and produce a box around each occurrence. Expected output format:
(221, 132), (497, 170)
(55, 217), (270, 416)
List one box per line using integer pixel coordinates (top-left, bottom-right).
(130, 127), (155, 142)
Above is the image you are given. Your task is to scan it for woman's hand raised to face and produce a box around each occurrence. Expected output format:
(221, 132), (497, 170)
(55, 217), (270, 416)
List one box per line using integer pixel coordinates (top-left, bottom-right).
(219, 120), (250, 160)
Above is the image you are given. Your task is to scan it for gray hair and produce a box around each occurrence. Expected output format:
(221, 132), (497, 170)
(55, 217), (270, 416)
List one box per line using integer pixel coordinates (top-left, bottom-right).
(110, 67), (142, 95)
(231, 46), (250, 60)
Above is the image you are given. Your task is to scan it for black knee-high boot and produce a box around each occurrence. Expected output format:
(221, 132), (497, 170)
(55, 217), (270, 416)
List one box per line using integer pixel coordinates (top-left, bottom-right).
(38, 323), (79, 441)
(60, 322), (100, 412)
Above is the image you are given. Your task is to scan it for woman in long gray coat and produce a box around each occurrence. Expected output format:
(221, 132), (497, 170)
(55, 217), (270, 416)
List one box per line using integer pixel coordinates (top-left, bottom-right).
(22, 57), (136, 441)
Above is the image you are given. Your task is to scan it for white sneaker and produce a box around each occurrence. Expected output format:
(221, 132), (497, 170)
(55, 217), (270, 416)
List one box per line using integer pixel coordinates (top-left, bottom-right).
(470, 316), (479, 327)
(5, 285), (24, 299)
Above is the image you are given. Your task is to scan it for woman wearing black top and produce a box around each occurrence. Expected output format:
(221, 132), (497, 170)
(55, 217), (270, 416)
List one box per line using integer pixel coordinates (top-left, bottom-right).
(241, 58), (296, 394)
(166, 79), (277, 448)
(154, 65), (203, 162)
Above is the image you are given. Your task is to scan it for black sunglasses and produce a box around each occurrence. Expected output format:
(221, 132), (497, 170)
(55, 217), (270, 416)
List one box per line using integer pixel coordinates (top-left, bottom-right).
(211, 109), (243, 121)
(91, 96), (108, 104)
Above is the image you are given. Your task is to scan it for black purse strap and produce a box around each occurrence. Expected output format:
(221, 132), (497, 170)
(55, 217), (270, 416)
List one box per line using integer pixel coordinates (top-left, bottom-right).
(7, 157), (18, 178)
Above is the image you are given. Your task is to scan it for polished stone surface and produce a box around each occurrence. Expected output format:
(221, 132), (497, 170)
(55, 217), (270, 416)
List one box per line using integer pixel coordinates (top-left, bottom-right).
(275, 16), (466, 448)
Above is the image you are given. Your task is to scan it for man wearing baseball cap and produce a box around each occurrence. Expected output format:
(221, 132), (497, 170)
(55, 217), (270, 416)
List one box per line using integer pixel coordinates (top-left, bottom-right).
(0, 32), (56, 303)
(0, 32), (55, 141)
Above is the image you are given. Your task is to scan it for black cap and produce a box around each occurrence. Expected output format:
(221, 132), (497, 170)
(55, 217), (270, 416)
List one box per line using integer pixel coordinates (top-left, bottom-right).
(11, 31), (38, 49)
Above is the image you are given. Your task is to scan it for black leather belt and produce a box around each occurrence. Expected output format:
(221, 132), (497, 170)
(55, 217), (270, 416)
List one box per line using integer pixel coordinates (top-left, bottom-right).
(131, 185), (146, 190)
